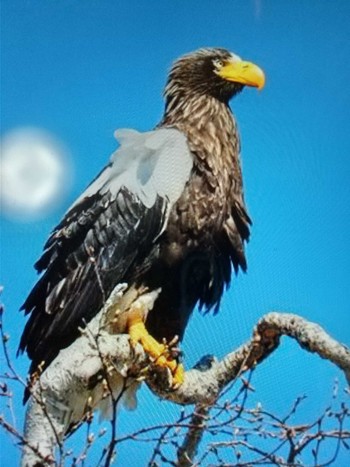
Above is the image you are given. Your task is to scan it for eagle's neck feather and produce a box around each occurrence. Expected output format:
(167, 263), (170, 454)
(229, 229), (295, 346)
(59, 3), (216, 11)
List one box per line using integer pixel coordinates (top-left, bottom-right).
(160, 92), (243, 236)
(160, 93), (240, 160)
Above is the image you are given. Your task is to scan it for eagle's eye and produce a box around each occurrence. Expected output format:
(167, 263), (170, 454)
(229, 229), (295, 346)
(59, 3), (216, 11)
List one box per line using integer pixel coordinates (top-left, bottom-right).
(212, 58), (224, 70)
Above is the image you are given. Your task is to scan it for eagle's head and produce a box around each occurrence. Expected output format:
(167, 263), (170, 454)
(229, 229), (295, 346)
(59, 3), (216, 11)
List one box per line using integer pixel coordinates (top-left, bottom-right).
(165, 47), (265, 104)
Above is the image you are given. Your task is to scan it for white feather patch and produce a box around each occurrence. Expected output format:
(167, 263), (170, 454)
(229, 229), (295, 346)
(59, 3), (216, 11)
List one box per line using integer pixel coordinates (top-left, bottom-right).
(71, 128), (193, 210)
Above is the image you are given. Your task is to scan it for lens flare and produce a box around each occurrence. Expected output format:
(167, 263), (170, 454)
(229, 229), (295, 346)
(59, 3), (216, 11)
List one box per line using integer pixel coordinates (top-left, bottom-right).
(0, 127), (72, 221)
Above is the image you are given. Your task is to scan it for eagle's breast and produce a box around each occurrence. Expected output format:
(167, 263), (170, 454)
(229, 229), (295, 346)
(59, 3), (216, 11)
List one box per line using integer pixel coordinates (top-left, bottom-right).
(163, 99), (242, 249)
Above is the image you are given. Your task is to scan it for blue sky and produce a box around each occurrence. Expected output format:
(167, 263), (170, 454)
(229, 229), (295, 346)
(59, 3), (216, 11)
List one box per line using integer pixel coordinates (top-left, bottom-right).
(1, 1), (350, 465)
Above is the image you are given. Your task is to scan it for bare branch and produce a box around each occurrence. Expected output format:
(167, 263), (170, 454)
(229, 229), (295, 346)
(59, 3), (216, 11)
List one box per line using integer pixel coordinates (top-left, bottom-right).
(149, 312), (350, 405)
(177, 404), (210, 467)
(159, 313), (350, 465)
(10, 284), (349, 467)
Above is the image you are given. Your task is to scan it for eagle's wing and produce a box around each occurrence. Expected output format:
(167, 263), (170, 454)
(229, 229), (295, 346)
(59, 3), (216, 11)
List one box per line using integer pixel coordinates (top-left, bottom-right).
(19, 128), (193, 373)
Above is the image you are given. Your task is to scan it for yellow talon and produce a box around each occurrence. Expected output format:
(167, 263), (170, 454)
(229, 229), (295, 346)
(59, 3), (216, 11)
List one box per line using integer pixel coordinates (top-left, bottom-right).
(128, 319), (167, 359)
(127, 309), (184, 387)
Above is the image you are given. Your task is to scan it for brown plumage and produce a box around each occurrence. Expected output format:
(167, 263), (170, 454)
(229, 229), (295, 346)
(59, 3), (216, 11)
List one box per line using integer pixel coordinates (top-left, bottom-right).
(19, 48), (264, 395)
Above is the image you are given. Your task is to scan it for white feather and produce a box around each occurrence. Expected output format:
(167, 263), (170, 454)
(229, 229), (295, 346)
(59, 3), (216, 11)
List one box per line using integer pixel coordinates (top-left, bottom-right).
(70, 128), (193, 210)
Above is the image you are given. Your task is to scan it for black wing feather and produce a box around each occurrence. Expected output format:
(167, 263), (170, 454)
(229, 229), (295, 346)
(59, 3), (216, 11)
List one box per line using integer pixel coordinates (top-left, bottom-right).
(19, 187), (167, 377)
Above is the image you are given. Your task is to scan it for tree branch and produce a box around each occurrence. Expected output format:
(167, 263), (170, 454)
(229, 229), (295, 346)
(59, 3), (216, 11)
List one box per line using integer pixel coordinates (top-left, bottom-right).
(177, 404), (209, 467)
(173, 312), (350, 464)
(20, 293), (350, 466)
(149, 312), (350, 406)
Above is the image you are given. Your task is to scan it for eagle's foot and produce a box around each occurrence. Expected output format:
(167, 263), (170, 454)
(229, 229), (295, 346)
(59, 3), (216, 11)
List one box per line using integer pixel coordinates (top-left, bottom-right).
(127, 312), (184, 387)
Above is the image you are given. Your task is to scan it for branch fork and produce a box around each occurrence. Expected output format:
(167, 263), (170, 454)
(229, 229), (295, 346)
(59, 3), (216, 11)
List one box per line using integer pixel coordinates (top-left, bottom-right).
(20, 285), (350, 466)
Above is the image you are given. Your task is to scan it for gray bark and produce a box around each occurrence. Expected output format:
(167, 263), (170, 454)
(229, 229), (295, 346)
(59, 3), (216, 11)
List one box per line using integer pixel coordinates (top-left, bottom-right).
(21, 303), (350, 466)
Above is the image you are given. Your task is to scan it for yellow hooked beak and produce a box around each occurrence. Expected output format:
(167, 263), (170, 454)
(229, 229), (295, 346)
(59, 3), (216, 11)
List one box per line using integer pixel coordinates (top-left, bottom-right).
(217, 59), (265, 90)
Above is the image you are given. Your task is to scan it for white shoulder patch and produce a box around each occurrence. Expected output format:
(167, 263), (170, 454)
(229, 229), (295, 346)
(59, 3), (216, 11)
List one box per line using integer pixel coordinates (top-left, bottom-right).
(69, 128), (193, 211)
(109, 128), (193, 208)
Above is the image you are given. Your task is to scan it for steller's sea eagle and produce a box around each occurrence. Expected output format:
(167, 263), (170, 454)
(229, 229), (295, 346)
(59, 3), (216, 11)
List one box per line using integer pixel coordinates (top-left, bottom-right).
(19, 48), (265, 403)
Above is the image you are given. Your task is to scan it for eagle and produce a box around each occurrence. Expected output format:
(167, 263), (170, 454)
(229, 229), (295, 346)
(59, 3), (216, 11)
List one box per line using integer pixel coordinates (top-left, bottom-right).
(19, 48), (265, 403)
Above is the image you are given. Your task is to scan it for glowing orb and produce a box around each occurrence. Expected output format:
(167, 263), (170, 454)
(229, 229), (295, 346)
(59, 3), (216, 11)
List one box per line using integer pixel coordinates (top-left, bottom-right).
(0, 128), (71, 221)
